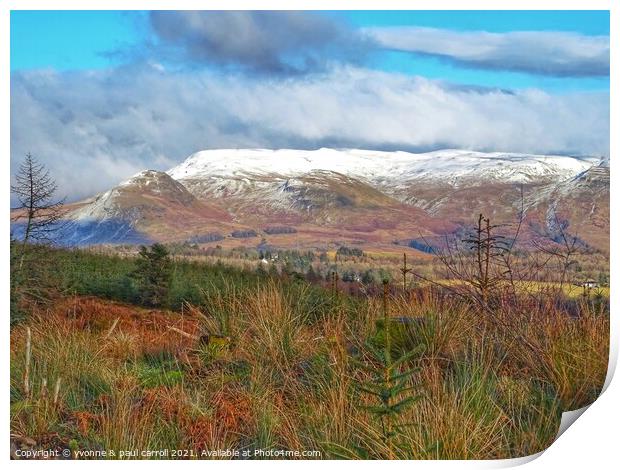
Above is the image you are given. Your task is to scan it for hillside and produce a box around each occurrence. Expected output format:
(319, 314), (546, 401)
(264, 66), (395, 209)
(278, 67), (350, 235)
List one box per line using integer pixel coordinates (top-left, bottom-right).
(30, 148), (607, 253)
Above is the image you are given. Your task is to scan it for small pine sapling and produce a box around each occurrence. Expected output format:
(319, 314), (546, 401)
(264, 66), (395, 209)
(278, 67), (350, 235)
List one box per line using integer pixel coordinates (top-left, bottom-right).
(354, 280), (423, 459)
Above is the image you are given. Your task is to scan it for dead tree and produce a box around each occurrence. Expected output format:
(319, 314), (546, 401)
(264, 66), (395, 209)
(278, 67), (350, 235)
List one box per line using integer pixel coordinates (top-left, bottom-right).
(462, 214), (509, 306)
(531, 209), (581, 290)
(419, 214), (509, 309)
(11, 153), (65, 268)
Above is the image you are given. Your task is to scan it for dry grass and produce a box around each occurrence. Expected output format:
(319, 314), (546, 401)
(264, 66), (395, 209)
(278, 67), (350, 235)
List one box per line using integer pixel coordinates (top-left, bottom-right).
(10, 277), (609, 460)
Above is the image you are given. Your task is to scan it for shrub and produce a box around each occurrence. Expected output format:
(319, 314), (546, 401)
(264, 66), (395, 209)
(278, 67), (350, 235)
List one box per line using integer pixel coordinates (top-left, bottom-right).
(231, 230), (257, 239)
(263, 226), (297, 235)
(337, 246), (364, 257)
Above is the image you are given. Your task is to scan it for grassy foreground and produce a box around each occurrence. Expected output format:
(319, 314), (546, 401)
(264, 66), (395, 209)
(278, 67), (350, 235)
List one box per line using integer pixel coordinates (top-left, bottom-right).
(10, 247), (609, 459)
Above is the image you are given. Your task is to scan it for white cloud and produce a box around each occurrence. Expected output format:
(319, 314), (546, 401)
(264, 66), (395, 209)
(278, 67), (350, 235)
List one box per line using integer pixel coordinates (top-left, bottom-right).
(368, 27), (609, 77)
(10, 65), (609, 202)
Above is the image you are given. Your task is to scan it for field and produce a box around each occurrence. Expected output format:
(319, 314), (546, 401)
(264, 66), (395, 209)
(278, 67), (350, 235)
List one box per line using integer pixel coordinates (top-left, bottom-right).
(9, 243), (609, 460)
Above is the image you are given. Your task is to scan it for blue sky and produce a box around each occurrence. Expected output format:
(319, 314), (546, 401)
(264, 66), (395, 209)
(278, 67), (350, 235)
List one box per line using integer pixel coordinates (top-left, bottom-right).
(343, 10), (609, 92)
(336, 10), (609, 34)
(11, 11), (142, 70)
(11, 10), (609, 91)
(10, 11), (610, 201)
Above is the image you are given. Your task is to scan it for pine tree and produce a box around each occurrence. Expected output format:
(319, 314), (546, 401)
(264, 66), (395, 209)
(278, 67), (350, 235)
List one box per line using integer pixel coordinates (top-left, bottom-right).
(354, 280), (423, 459)
(131, 243), (172, 307)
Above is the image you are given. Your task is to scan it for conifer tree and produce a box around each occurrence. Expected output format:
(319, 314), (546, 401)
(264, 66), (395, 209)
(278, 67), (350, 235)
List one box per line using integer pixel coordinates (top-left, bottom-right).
(11, 153), (65, 268)
(354, 280), (423, 458)
(131, 243), (172, 307)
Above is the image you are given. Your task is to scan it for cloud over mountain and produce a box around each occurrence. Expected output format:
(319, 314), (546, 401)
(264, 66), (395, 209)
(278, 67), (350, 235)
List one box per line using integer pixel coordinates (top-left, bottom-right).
(11, 65), (609, 202)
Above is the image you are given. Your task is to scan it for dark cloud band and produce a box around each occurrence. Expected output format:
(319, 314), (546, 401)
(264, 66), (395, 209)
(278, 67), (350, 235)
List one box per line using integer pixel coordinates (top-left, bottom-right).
(149, 11), (371, 75)
(146, 13), (609, 78)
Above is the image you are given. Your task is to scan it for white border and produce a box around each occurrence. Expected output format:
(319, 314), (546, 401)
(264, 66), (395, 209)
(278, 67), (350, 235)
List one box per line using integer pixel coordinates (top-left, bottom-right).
(2, 1), (616, 468)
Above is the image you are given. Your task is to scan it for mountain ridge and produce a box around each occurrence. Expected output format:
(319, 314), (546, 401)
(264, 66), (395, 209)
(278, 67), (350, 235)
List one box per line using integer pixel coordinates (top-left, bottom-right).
(17, 148), (607, 252)
(167, 148), (601, 187)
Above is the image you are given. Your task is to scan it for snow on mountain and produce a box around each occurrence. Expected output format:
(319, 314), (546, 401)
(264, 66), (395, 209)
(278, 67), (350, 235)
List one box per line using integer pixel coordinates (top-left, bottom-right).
(167, 148), (601, 188)
(28, 148), (606, 248)
(73, 170), (196, 221)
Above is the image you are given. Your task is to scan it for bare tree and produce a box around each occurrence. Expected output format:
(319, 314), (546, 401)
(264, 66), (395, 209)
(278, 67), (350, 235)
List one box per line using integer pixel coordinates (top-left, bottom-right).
(531, 209), (581, 289)
(11, 153), (65, 268)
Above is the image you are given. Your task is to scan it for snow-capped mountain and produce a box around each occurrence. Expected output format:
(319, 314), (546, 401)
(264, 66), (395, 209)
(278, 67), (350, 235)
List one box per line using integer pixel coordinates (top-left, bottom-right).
(165, 148), (602, 222)
(168, 148), (598, 193)
(46, 148), (607, 251)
